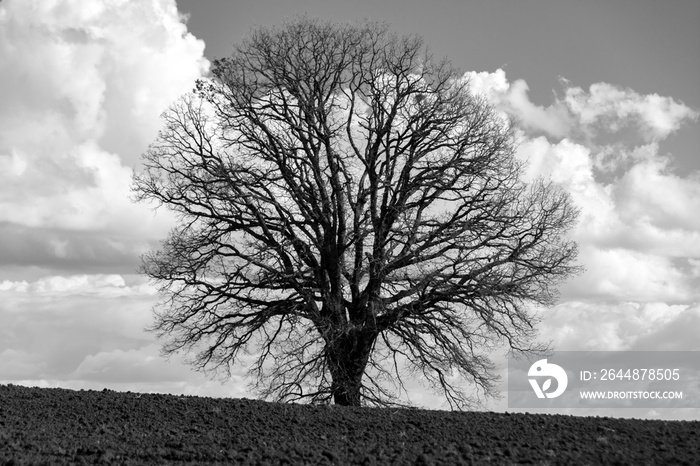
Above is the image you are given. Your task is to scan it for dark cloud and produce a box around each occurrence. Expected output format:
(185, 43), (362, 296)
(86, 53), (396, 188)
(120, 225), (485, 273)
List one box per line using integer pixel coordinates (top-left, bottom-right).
(0, 222), (155, 274)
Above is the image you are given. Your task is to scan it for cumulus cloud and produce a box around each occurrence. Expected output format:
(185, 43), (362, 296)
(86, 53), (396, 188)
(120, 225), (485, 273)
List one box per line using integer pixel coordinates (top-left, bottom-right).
(613, 157), (700, 233)
(466, 69), (700, 307)
(465, 69), (698, 146)
(563, 83), (698, 142)
(512, 137), (700, 303)
(0, 0), (208, 162)
(0, 0), (209, 275)
(465, 69), (573, 138)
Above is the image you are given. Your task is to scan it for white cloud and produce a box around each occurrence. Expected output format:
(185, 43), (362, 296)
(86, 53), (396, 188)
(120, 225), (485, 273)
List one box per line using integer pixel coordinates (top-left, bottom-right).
(613, 157), (700, 232)
(0, 0), (208, 158)
(514, 137), (700, 303)
(563, 83), (699, 142)
(0, 0), (208, 275)
(489, 72), (700, 305)
(539, 302), (699, 352)
(465, 69), (698, 145)
(560, 247), (699, 303)
(465, 69), (572, 138)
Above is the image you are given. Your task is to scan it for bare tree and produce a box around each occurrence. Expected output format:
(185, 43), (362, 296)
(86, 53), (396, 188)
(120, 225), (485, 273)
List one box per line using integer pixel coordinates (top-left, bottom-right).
(133, 18), (580, 408)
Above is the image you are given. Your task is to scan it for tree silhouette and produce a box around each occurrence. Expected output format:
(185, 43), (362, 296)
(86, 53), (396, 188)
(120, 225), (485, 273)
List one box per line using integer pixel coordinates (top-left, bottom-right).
(133, 18), (579, 408)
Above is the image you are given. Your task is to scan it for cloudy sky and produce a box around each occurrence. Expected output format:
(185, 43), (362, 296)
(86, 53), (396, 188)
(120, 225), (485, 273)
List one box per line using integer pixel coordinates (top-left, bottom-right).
(1, 0), (698, 420)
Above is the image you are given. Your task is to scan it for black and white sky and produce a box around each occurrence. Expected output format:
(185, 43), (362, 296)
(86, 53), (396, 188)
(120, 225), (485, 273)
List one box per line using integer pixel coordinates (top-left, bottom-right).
(0, 0), (698, 419)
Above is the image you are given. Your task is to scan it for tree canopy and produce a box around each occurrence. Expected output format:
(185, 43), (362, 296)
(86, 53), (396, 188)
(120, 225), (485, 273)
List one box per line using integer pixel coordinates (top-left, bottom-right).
(133, 17), (580, 408)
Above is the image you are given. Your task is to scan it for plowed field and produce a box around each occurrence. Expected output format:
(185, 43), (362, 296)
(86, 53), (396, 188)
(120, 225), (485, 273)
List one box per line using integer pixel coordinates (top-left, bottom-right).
(0, 384), (697, 465)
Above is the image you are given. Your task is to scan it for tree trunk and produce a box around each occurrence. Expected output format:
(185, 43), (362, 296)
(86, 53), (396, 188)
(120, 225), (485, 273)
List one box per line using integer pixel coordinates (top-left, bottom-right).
(327, 328), (376, 406)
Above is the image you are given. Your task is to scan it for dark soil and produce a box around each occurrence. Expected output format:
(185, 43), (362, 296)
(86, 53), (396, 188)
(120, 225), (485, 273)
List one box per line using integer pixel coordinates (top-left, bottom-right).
(0, 384), (697, 465)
